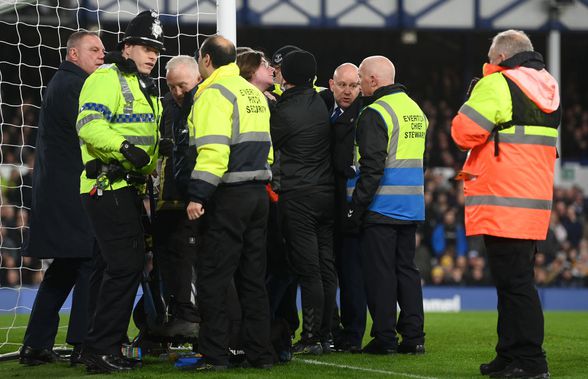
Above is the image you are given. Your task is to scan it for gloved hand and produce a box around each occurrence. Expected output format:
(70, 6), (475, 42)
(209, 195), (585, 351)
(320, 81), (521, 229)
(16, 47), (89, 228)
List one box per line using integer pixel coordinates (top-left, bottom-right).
(343, 204), (364, 236)
(159, 138), (174, 157)
(120, 140), (150, 168)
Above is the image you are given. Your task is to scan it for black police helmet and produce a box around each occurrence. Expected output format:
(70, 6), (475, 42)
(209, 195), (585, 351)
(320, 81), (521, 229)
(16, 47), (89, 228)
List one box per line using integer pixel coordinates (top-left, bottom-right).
(117, 10), (165, 52)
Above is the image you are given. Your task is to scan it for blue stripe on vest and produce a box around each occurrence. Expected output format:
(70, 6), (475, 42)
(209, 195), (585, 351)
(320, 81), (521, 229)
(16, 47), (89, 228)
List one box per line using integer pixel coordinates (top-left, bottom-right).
(113, 113), (155, 123)
(380, 168), (424, 186)
(80, 102), (113, 120)
(370, 194), (425, 221)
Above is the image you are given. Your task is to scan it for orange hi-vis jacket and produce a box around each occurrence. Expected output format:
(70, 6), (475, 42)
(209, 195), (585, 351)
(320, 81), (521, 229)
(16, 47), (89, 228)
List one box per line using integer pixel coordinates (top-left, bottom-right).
(451, 52), (561, 240)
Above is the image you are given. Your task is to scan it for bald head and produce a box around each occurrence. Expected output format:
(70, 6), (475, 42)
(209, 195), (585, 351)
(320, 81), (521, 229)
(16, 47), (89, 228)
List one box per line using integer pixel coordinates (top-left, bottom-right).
(358, 56), (395, 96)
(197, 35), (236, 79)
(329, 63), (360, 110)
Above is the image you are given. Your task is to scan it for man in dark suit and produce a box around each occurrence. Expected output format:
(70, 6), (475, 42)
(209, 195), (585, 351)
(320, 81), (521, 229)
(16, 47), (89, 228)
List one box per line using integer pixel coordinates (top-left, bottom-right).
(319, 63), (365, 353)
(20, 31), (105, 366)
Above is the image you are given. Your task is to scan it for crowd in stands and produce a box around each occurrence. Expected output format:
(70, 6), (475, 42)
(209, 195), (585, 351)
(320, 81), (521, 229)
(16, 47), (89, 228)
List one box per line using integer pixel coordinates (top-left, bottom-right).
(1, 67), (587, 288)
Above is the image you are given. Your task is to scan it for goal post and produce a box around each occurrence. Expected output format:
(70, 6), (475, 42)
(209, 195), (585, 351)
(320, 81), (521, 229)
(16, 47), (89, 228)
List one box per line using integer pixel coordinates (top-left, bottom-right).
(0, 0), (235, 359)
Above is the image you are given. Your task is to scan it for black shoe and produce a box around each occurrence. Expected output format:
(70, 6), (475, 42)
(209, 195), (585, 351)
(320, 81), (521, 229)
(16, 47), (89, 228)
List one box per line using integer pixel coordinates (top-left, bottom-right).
(397, 343), (425, 355)
(292, 340), (323, 355)
(69, 345), (84, 367)
(334, 340), (362, 354)
(181, 359), (228, 371)
(19, 346), (60, 366)
(83, 353), (134, 373)
(321, 339), (333, 354)
(362, 339), (397, 355)
(489, 363), (550, 378)
(480, 357), (512, 375)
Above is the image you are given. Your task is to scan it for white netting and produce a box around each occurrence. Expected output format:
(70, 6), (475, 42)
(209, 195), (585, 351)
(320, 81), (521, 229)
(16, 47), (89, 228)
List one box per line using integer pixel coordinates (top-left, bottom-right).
(0, 0), (219, 356)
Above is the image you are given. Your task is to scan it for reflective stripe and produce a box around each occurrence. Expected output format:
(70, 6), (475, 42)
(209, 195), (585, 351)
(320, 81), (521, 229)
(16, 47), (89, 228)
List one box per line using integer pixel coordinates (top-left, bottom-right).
(80, 103), (113, 120)
(489, 126), (557, 147)
(222, 169), (271, 183)
(123, 135), (155, 145)
(459, 103), (495, 132)
(465, 195), (552, 210)
(376, 185), (424, 195)
(115, 66), (134, 114)
(191, 170), (222, 186)
(346, 185), (423, 197)
(375, 100), (424, 170)
(195, 135), (231, 148)
(113, 113), (155, 123)
(235, 131), (271, 144)
(385, 159), (423, 168)
(76, 114), (103, 132)
(209, 84), (240, 142)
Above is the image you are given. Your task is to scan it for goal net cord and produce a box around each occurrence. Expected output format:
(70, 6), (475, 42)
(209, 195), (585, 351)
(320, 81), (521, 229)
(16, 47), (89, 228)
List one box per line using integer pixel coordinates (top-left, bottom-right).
(0, 0), (226, 357)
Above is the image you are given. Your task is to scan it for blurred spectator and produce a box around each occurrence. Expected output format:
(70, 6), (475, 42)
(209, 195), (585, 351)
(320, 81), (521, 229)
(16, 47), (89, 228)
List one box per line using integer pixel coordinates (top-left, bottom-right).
(431, 209), (467, 258)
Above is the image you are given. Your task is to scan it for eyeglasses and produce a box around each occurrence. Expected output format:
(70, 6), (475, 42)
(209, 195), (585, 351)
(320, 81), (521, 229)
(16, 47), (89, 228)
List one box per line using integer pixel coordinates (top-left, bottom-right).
(260, 59), (271, 69)
(335, 82), (360, 90)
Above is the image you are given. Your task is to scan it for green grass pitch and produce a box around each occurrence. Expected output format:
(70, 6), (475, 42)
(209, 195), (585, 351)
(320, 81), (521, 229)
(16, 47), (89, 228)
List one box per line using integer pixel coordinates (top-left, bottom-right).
(0, 311), (586, 378)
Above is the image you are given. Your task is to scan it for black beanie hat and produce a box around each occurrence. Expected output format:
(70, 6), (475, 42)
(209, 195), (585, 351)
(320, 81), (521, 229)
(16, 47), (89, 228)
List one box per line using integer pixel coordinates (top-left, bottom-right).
(117, 10), (165, 52)
(271, 45), (300, 66)
(281, 50), (316, 86)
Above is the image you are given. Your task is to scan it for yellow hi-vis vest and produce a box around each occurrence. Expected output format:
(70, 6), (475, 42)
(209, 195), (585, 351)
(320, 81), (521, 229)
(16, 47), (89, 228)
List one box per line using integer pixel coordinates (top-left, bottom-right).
(187, 63), (273, 202)
(347, 91), (427, 221)
(76, 63), (161, 194)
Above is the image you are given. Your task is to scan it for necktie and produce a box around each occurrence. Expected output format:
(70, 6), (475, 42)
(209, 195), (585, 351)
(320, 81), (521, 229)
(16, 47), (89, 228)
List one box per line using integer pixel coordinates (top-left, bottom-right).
(330, 107), (343, 124)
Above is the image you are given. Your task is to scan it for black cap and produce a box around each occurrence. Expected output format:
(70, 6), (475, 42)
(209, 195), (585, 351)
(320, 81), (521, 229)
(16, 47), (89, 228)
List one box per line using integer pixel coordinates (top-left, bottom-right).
(281, 50), (316, 86)
(271, 45), (300, 66)
(117, 10), (165, 52)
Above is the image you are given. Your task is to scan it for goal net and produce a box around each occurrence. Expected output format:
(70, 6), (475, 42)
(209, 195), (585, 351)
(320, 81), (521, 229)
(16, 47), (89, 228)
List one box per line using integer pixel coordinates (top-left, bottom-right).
(0, 0), (229, 358)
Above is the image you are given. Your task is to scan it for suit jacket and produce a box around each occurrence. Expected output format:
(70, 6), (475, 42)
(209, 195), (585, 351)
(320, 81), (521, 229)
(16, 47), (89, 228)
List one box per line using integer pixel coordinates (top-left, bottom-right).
(23, 61), (94, 258)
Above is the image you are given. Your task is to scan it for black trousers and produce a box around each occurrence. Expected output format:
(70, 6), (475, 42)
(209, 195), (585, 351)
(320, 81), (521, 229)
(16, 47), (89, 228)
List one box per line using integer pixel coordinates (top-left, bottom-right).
(336, 236), (366, 347)
(197, 185), (273, 366)
(153, 209), (199, 322)
(361, 223), (424, 348)
(81, 187), (145, 355)
(23, 254), (97, 349)
(484, 236), (547, 372)
(280, 191), (336, 343)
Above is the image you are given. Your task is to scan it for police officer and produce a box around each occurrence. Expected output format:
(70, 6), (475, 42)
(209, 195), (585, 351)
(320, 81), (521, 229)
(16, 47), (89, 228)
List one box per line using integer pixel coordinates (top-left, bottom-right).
(451, 30), (558, 379)
(186, 35), (274, 370)
(76, 10), (164, 373)
(346, 56), (426, 355)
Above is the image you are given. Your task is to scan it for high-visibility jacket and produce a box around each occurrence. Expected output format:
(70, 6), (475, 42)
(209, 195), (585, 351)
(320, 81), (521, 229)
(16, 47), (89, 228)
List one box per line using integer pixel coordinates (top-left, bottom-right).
(76, 63), (161, 194)
(187, 63), (273, 203)
(347, 86), (427, 221)
(451, 52), (561, 240)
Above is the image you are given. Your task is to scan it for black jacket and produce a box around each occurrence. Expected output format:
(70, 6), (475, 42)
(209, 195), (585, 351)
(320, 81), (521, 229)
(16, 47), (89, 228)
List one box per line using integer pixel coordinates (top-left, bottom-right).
(353, 84), (420, 225)
(159, 89), (197, 201)
(271, 85), (333, 200)
(319, 89), (364, 226)
(23, 61), (95, 258)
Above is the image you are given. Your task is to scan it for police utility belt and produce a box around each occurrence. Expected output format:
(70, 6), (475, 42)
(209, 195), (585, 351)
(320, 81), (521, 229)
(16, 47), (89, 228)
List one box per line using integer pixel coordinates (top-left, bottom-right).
(86, 159), (147, 197)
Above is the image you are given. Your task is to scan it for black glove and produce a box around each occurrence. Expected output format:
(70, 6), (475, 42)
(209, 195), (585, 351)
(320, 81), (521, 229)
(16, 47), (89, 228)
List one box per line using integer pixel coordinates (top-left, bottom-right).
(120, 140), (150, 168)
(159, 138), (174, 157)
(343, 204), (364, 236)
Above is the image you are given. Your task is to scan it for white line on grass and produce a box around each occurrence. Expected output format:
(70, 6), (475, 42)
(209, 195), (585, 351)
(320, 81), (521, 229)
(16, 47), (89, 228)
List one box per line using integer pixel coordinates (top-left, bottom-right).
(296, 358), (438, 379)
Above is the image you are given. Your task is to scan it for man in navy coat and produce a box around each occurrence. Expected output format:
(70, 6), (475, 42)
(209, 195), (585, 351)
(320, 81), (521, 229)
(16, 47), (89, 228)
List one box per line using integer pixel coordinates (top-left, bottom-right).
(19, 31), (105, 366)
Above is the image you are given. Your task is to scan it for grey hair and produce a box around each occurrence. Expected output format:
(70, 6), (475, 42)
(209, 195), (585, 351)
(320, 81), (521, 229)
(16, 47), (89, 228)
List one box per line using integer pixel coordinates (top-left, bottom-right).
(66, 31), (100, 53)
(165, 55), (199, 73)
(490, 29), (534, 59)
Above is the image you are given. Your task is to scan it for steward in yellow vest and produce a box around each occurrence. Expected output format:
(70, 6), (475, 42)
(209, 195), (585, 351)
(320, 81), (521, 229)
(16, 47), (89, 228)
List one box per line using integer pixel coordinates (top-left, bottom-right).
(185, 35), (274, 370)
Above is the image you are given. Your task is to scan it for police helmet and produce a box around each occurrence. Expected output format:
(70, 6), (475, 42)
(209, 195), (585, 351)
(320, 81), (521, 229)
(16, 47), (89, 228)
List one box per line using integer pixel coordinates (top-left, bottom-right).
(117, 10), (165, 52)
